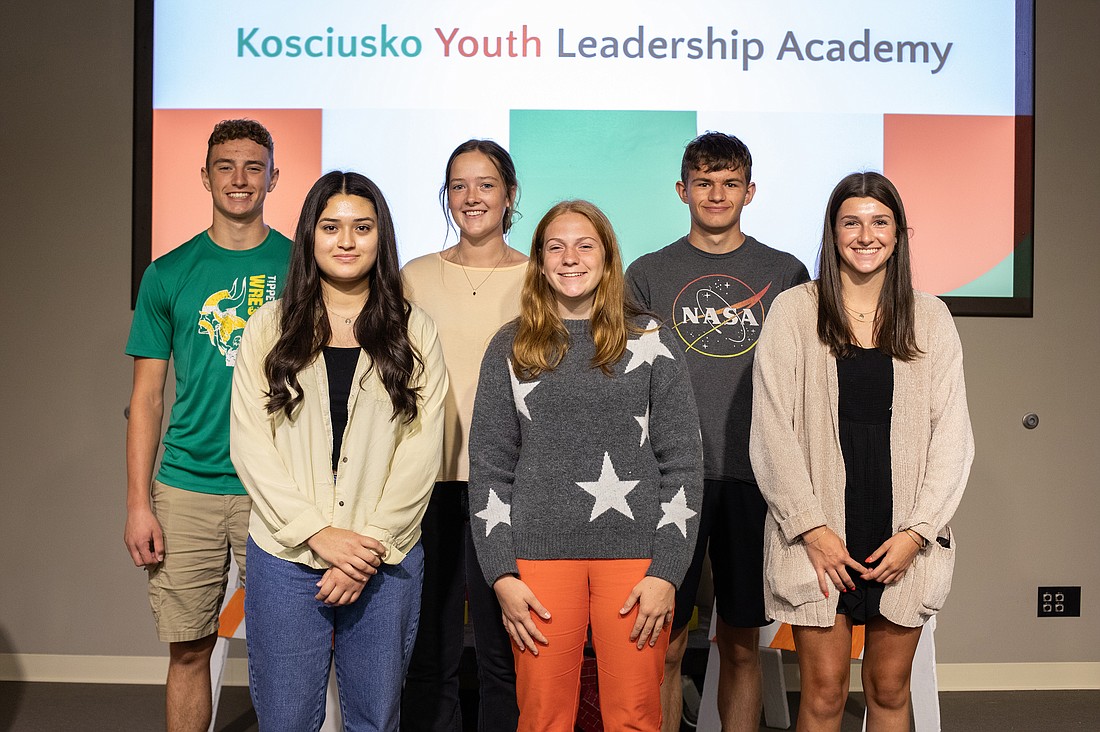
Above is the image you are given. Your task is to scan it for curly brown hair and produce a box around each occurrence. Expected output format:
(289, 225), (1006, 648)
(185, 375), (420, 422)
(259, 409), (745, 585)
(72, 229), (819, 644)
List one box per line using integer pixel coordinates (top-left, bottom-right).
(206, 119), (275, 168)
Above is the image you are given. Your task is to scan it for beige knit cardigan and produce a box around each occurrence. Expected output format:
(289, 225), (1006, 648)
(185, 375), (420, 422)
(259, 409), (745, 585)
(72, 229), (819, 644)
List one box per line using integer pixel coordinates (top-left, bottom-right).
(750, 283), (973, 628)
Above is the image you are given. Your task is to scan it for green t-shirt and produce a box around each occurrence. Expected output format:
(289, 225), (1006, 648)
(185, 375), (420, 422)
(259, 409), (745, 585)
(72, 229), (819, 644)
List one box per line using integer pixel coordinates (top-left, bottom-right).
(126, 228), (292, 494)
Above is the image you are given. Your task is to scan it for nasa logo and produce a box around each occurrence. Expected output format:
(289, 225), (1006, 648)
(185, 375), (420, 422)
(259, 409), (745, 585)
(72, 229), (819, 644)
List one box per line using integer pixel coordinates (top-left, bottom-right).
(671, 275), (772, 358)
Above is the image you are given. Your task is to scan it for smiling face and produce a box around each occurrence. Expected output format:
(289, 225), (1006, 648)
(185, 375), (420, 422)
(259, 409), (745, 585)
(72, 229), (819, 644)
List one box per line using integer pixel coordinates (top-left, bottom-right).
(834, 196), (897, 284)
(540, 211), (606, 319)
(446, 151), (514, 244)
(201, 138), (278, 224)
(313, 194), (379, 293)
(676, 165), (755, 236)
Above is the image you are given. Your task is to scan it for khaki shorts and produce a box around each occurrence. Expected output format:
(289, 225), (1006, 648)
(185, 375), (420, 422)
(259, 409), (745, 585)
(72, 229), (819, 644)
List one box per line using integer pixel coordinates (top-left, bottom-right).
(147, 480), (250, 643)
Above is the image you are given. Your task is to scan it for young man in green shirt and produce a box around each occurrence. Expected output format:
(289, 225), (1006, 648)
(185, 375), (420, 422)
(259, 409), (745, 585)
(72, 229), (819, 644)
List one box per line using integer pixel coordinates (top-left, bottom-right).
(124, 119), (291, 732)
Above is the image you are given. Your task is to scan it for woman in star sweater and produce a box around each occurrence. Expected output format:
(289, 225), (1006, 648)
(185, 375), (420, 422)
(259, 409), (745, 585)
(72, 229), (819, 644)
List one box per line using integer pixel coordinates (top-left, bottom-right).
(469, 200), (703, 731)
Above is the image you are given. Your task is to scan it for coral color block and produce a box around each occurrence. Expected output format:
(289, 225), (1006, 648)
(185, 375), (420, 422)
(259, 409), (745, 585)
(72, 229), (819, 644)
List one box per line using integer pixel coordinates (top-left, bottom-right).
(884, 115), (1016, 295)
(151, 109), (322, 260)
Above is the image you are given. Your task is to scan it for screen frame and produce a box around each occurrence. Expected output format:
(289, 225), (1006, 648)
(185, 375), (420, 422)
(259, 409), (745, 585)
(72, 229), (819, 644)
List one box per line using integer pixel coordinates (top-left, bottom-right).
(131, 0), (1035, 317)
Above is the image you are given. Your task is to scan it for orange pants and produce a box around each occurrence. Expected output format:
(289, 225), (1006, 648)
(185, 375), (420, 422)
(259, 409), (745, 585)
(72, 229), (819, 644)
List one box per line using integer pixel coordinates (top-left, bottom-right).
(513, 558), (669, 732)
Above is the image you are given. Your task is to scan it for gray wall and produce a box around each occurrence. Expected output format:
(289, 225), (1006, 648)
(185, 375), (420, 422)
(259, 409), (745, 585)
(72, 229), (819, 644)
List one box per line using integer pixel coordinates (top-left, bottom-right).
(1, 0), (1096, 671)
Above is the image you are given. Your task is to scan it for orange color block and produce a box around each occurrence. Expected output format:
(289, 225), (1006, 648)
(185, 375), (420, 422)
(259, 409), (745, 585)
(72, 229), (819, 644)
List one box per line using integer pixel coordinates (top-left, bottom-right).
(767, 621), (865, 660)
(218, 587), (246, 639)
(151, 109), (322, 260)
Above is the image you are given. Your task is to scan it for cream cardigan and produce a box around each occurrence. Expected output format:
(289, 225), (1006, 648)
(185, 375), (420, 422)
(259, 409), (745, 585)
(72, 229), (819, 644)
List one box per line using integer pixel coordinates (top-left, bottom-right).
(230, 301), (447, 568)
(750, 283), (973, 627)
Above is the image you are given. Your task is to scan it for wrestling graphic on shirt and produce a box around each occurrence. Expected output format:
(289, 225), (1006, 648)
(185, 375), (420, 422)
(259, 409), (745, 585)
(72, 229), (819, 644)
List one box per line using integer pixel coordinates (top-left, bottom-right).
(197, 274), (278, 366)
(671, 275), (772, 358)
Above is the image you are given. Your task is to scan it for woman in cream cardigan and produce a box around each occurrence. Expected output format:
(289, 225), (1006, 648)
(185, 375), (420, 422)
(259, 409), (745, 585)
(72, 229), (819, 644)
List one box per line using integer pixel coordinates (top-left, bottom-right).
(750, 172), (972, 731)
(230, 171), (447, 731)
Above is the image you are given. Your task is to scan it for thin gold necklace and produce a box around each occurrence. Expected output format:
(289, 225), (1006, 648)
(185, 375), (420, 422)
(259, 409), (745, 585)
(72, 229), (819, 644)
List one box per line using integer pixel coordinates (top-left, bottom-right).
(452, 245), (509, 296)
(843, 303), (877, 322)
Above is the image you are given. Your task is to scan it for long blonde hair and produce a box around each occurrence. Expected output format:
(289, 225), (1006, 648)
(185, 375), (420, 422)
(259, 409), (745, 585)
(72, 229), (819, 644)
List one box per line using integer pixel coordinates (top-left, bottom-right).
(512, 200), (647, 379)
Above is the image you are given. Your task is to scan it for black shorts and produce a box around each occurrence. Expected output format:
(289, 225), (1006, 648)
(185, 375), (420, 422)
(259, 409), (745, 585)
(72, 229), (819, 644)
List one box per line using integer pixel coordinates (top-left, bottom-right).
(673, 478), (769, 630)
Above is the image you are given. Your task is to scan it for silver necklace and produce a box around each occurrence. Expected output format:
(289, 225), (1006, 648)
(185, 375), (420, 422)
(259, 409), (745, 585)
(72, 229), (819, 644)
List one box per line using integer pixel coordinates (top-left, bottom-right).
(326, 306), (358, 325)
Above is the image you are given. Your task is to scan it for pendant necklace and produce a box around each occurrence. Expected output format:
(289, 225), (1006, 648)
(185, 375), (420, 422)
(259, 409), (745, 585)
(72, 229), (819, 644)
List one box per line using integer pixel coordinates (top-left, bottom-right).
(843, 303), (877, 322)
(454, 245), (509, 296)
(326, 306), (358, 325)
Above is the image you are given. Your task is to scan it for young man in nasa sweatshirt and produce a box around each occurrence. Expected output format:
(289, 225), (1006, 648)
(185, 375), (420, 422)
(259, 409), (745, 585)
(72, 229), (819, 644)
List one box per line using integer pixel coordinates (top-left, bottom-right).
(625, 131), (809, 732)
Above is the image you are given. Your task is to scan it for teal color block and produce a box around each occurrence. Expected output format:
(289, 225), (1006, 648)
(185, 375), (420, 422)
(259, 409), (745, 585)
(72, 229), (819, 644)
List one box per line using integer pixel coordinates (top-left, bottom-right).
(508, 110), (696, 266)
(943, 251), (1015, 297)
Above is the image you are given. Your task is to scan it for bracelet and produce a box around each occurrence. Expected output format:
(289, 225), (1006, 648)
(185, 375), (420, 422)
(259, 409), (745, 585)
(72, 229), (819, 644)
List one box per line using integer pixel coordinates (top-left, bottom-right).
(804, 527), (827, 545)
(904, 528), (925, 548)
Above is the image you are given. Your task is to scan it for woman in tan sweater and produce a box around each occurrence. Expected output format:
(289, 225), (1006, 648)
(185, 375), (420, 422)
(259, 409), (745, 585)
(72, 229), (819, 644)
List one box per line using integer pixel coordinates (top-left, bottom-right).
(401, 139), (528, 730)
(750, 172), (973, 731)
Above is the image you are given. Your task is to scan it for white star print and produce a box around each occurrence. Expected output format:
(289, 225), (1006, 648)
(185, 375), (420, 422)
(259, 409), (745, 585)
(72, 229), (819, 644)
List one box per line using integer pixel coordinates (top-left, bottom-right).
(635, 405), (650, 446)
(657, 486), (697, 538)
(576, 452), (640, 521)
(476, 489), (511, 537)
(624, 321), (674, 373)
(508, 359), (540, 419)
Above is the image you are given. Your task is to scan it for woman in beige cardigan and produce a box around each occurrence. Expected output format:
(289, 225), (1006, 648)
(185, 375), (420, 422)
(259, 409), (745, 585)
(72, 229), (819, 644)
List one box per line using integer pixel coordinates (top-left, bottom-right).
(750, 172), (972, 731)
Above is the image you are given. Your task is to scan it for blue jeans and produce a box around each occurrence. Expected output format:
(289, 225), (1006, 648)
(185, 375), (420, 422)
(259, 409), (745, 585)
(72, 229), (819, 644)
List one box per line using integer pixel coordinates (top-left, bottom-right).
(245, 537), (424, 732)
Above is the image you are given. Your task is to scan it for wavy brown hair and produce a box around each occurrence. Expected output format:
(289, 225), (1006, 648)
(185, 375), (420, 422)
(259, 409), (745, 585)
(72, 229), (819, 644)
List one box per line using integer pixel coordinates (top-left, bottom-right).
(263, 171), (422, 421)
(512, 200), (648, 379)
(817, 172), (921, 361)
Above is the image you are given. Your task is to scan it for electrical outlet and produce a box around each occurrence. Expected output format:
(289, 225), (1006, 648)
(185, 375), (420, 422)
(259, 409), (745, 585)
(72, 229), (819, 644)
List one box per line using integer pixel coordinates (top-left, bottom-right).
(1037, 586), (1081, 617)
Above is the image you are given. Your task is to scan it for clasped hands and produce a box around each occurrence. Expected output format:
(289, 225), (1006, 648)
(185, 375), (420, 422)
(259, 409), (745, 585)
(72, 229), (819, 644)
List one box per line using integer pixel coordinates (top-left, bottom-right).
(306, 527), (387, 606)
(802, 525), (922, 598)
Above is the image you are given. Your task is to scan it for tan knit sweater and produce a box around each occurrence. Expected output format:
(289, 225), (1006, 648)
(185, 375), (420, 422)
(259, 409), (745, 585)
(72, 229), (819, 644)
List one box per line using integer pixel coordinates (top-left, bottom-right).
(750, 283), (973, 628)
(402, 252), (526, 482)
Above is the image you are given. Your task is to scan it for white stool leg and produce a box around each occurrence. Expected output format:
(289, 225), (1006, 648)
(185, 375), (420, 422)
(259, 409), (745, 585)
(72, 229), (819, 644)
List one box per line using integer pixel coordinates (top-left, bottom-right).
(697, 608), (792, 730)
(320, 664), (343, 731)
(697, 608), (722, 731)
(207, 556), (241, 732)
(760, 646), (791, 729)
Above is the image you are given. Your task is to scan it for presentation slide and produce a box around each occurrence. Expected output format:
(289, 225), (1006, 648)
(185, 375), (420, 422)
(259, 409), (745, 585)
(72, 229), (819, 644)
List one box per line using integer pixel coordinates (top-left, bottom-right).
(141, 0), (1033, 312)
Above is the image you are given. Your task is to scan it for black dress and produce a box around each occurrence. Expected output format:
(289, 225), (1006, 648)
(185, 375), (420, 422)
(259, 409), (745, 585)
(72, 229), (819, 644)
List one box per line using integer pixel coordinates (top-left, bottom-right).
(836, 347), (894, 625)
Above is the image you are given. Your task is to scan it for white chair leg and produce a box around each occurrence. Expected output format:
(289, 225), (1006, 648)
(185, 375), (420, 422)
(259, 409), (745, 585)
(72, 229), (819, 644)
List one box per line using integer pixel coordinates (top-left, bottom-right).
(697, 607), (792, 730)
(760, 647), (791, 729)
(320, 664), (343, 731)
(208, 555), (240, 732)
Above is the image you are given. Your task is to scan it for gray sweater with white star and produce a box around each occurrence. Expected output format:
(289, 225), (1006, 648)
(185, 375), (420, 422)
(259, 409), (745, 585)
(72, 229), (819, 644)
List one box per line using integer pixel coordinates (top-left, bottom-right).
(469, 317), (703, 588)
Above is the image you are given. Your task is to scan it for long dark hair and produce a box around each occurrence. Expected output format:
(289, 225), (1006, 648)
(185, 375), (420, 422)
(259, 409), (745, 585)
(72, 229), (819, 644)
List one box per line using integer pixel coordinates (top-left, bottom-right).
(264, 171), (422, 421)
(438, 139), (520, 236)
(817, 172), (920, 361)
